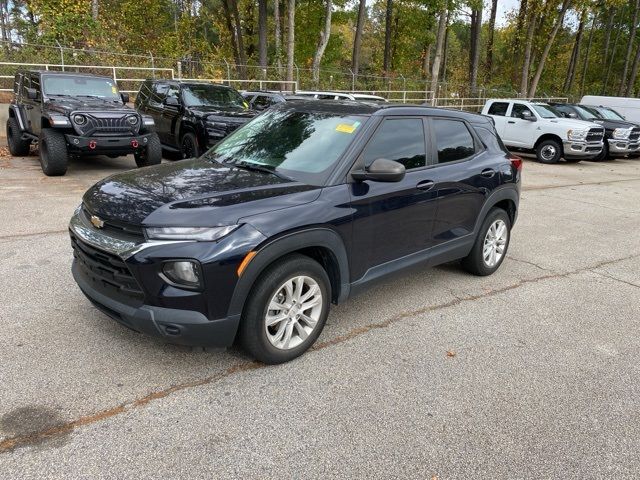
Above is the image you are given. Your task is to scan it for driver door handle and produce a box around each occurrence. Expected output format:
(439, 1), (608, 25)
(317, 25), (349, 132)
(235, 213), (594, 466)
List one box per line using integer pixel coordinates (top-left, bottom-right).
(507, 120), (516, 124)
(416, 180), (435, 191)
(481, 168), (496, 178)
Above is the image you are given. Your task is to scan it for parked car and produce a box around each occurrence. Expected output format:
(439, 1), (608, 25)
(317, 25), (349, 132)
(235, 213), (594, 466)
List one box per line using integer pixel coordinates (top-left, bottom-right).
(295, 91), (356, 100)
(351, 93), (388, 103)
(69, 101), (521, 364)
(135, 80), (257, 158)
(580, 95), (640, 125)
(549, 102), (640, 160)
(242, 91), (286, 111)
(6, 70), (161, 176)
(481, 99), (604, 163)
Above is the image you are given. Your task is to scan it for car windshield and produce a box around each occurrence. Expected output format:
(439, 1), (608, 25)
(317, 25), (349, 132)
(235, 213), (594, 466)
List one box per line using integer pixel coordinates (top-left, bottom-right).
(182, 84), (246, 108)
(573, 105), (600, 120)
(43, 75), (121, 101)
(206, 109), (366, 185)
(593, 106), (626, 121)
(532, 104), (560, 119)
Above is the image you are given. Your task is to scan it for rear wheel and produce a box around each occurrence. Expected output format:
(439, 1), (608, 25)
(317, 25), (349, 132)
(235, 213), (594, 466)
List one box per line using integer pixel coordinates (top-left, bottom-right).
(6, 117), (31, 156)
(536, 139), (562, 164)
(461, 208), (511, 276)
(239, 254), (331, 364)
(134, 133), (162, 167)
(180, 132), (200, 159)
(38, 128), (68, 176)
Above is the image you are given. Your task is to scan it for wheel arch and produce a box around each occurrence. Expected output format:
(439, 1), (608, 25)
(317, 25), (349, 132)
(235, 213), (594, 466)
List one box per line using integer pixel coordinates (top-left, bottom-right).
(473, 187), (519, 236)
(534, 133), (564, 152)
(227, 227), (350, 320)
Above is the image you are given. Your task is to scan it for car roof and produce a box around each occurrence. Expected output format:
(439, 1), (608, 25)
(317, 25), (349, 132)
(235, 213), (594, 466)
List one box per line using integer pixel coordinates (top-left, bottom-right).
(146, 79), (235, 89)
(20, 70), (113, 79)
(276, 100), (492, 123)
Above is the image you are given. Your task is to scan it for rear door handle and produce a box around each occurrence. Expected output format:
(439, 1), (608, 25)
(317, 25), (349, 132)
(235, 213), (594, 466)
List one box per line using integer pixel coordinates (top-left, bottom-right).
(481, 168), (496, 178)
(507, 120), (516, 124)
(416, 180), (435, 191)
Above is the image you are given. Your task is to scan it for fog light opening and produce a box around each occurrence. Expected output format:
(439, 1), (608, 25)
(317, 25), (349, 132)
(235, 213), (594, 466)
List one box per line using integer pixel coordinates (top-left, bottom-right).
(161, 260), (202, 290)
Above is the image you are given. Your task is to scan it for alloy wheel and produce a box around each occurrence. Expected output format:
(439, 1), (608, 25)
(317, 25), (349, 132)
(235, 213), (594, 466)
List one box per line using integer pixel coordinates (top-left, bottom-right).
(483, 219), (508, 267)
(264, 275), (323, 350)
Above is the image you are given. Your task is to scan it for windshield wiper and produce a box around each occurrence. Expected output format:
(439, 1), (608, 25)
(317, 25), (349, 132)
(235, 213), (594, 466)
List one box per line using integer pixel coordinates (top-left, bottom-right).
(229, 161), (294, 181)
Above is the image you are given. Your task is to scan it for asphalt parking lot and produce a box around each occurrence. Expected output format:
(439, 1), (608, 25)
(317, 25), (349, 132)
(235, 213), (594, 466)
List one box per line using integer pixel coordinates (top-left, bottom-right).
(1, 151), (639, 479)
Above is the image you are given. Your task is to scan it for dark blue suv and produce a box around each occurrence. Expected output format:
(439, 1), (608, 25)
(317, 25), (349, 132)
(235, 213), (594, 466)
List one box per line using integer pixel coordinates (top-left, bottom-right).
(70, 101), (521, 364)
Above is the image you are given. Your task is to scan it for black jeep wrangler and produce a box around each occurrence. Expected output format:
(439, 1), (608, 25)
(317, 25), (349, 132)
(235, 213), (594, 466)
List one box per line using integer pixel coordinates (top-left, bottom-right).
(6, 70), (162, 176)
(135, 80), (257, 158)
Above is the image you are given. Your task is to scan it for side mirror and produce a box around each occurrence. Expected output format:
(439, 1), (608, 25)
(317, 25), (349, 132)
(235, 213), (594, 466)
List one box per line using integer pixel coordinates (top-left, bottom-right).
(567, 112), (577, 119)
(164, 96), (180, 107)
(120, 92), (130, 103)
(351, 158), (406, 183)
(521, 110), (536, 121)
(26, 87), (37, 100)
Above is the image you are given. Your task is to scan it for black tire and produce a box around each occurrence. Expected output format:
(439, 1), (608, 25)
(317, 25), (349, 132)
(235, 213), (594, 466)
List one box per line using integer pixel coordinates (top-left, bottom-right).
(591, 142), (609, 162)
(536, 139), (562, 164)
(628, 152), (640, 159)
(38, 128), (68, 176)
(461, 207), (511, 276)
(180, 132), (200, 159)
(239, 254), (331, 364)
(6, 117), (31, 156)
(134, 133), (162, 167)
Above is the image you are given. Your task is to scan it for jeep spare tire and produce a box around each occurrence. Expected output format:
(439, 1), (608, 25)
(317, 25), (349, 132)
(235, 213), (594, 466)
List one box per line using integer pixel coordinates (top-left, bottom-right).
(39, 128), (68, 176)
(134, 133), (162, 168)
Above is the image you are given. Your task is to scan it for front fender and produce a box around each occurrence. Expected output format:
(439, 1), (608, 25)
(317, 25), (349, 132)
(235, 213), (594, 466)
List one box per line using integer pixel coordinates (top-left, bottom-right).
(227, 227), (351, 319)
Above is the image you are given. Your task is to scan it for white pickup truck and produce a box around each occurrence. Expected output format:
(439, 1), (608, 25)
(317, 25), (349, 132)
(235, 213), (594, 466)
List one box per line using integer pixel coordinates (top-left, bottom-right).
(481, 99), (605, 163)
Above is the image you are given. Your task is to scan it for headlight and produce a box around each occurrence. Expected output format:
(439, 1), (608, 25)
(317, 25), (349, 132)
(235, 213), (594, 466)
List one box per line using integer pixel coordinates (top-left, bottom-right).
(145, 225), (238, 241)
(162, 260), (202, 289)
(73, 114), (86, 125)
(567, 128), (588, 141)
(126, 115), (139, 126)
(612, 128), (631, 140)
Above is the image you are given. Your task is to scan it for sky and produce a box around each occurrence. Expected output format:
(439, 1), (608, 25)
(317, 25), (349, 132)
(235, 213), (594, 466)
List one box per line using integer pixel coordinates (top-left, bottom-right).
(494, 0), (520, 27)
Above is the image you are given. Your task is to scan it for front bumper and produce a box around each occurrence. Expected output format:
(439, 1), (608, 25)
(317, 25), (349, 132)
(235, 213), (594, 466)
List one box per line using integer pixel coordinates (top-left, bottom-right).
(563, 140), (603, 158)
(607, 138), (640, 156)
(68, 205), (254, 348)
(65, 132), (154, 155)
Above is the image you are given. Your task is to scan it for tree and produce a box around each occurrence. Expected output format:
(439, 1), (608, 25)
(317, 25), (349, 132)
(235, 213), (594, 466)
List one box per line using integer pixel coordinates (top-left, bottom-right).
(485, 0), (498, 76)
(563, 8), (586, 93)
(274, 0), (283, 72)
(286, 0), (295, 83)
(520, 8), (537, 96)
(469, 1), (483, 95)
(528, 0), (572, 98)
(258, 0), (268, 72)
(352, 0), (367, 77)
(312, 0), (333, 84)
(383, 0), (393, 73)
(430, 9), (448, 105)
(618, 0), (640, 95)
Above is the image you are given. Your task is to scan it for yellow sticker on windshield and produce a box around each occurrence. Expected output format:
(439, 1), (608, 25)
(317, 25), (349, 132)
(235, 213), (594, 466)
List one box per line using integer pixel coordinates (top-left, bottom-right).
(336, 123), (357, 133)
(111, 86), (117, 94)
(243, 101), (249, 109)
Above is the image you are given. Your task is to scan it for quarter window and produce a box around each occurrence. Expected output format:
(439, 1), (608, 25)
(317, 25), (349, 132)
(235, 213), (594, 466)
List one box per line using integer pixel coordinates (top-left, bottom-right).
(488, 102), (509, 116)
(362, 118), (426, 170)
(432, 119), (476, 164)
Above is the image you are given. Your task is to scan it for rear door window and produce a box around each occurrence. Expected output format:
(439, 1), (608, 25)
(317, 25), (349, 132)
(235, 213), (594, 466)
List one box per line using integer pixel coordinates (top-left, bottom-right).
(488, 102), (509, 116)
(432, 119), (476, 164)
(362, 118), (426, 170)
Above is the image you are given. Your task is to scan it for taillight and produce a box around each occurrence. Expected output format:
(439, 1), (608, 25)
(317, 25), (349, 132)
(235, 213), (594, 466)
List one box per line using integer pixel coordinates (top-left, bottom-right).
(509, 155), (523, 171)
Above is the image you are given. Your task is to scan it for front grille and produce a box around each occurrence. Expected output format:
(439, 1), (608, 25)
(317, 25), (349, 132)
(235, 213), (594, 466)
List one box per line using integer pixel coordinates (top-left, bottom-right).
(73, 112), (140, 137)
(71, 233), (144, 305)
(82, 206), (145, 242)
(586, 127), (604, 142)
(629, 128), (640, 141)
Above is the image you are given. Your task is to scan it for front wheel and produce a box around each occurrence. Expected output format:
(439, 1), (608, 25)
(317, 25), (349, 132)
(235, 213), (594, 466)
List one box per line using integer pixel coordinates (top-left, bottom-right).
(180, 132), (200, 159)
(591, 142), (609, 162)
(239, 254), (331, 364)
(134, 133), (162, 167)
(39, 128), (68, 176)
(536, 139), (562, 164)
(461, 208), (511, 276)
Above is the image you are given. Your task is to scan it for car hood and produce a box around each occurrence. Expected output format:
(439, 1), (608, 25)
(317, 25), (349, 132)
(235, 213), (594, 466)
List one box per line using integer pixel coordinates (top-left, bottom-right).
(590, 118), (638, 130)
(190, 106), (257, 120)
(82, 158), (321, 227)
(45, 98), (133, 114)
(543, 118), (602, 130)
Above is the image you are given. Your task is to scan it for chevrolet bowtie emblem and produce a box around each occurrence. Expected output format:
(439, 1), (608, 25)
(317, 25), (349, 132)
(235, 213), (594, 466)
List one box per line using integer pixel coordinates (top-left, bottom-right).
(90, 215), (105, 229)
